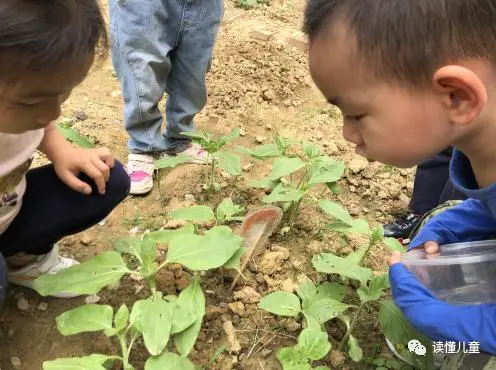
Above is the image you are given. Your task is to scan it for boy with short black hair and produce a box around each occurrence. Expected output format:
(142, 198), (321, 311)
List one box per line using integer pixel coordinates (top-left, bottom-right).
(304, 0), (496, 361)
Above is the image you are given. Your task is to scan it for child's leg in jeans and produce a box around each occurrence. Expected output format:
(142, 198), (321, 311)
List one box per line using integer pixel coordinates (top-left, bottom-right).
(0, 161), (129, 296)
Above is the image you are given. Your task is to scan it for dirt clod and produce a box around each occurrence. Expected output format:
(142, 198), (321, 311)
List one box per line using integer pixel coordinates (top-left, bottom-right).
(233, 286), (261, 304)
(222, 321), (241, 354)
(37, 302), (48, 312)
(228, 301), (245, 316)
(16, 298), (29, 312)
(10, 357), (21, 369)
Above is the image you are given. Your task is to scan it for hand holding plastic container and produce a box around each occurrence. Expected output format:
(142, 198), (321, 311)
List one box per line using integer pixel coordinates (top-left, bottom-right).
(401, 240), (496, 305)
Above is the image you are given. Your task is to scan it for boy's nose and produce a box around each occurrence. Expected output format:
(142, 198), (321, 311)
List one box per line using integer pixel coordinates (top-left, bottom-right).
(343, 122), (363, 145)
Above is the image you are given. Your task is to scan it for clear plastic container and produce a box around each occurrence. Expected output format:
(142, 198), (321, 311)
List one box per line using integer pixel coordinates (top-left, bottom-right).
(401, 240), (496, 305)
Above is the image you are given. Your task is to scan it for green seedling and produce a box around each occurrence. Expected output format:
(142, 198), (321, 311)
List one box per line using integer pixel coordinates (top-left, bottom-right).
(180, 129), (241, 195)
(56, 119), (95, 148)
(167, 197), (246, 225)
(35, 216), (244, 369)
(238, 0), (266, 9)
(240, 135), (345, 230)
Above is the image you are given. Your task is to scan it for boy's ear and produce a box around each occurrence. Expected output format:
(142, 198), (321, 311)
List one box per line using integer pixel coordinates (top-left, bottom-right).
(432, 65), (487, 126)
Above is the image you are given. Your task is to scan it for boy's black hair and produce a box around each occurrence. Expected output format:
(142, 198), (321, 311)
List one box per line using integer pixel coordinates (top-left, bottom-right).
(0, 0), (107, 75)
(304, 0), (496, 85)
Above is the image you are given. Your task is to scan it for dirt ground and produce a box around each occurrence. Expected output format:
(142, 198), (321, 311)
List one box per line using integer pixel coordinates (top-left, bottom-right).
(0, 1), (415, 369)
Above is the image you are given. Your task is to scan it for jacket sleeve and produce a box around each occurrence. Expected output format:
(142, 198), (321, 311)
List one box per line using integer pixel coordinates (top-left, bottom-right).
(409, 199), (496, 250)
(390, 263), (496, 354)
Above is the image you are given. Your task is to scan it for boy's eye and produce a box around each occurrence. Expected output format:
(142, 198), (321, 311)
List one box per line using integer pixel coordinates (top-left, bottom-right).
(346, 114), (365, 122)
(16, 101), (40, 107)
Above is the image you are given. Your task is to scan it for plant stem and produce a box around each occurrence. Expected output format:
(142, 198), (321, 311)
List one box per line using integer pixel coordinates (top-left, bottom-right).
(359, 237), (374, 266)
(338, 302), (366, 352)
(119, 333), (130, 367)
(210, 155), (216, 188)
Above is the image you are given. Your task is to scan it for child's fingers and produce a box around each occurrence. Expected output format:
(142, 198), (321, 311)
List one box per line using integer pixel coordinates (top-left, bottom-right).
(96, 147), (115, 168)
(91, 158), (110, 183)
(82, 162), (106, 194)
(424, 241), (440, 255)
(59, 170), (92, 195)
(388, 251), (402, 266)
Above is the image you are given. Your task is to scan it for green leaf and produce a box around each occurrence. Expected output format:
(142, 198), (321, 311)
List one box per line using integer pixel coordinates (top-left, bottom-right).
(34, 251), (129, 296)
(303, 141), (322, 159)
(327, 182), (341, 195)
(219, 127), (240, 147)
(56, 304), (113, 336)
(180, 131), (207, 141)
(223, 247), (247, 270)
(112, 236), (142, 262)
(303, 298), (350, 324)
(379, 300), (435, 369)
(357, 274), (390, 303)
(170, 300), (197, 335)
(370, 225), (385, 246)
(384, 237), (407, 253)
(386, 359), (403, 369)
(43, 356), (108, 370)
(327, 219), (370, 235)
(216, 151), (241, 176)
(296, 279), (317, 306)
(345, 246), (368, 265)
(167, 226), (242, 270)
(308, 160), (345, 185)
(258, 291), (301, 317)
(140, 237), (157, 274)
(130, 296), (173, 356)
(145, 352), (196, 370)
(238, 144), (281, 159)
(114, 304), (129, 332)
(170, 205), (215, 222)
(314, 282), (348, 302)
(248, 178), (280, 189)
(216, 198), (245, 222)
(297, 328), (331, 361)
(263, 186), (304, 203)
(269, 157), (306, 180)
(274, 135), (295, 153)
(319, 200), (353, 225)
(303, 312), (321, 332)
(144, 224), (195, 244)
(155, 155), (191, 169)
(348, 335), (363, 362)
(174, 276), (205, 356)
(312, 253), (373, 285)
(56, 124), (95, 148)
(313, 367), (330, 370)
(278, 347), (308, 369)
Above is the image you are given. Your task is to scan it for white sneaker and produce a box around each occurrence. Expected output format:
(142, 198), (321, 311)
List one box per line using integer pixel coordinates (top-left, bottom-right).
(163, 143), (209, 165)
(8, 245), (80, 298)
(127, 154), (155, 195)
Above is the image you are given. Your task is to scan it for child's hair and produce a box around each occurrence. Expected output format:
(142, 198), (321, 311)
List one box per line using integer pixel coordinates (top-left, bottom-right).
(304, 0), (496, 86)
(0, 0), (107, 78)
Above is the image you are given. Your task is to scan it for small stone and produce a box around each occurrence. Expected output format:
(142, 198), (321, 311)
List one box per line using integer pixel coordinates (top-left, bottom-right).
(283, 318), (301, 332)
(85, 295), (101, 304)
(243, 163), (253, 172)
(348, 157), (369, 174)
(73, 110), (88, 121)
(233, 286), (261, 303)
(265, 124), (272, 131)
(17, 298), (29, 311)
(11, 357), (21, 369)
(37, 302), (48, 311)
(350, 185), (357, 192)
(223, 321), (241, 354)
(80, 235), (92, 246)
(135, 284), (144, 295)
(220, 181), (228, 189)
(262, 89), (276, 101)
(239, 127), (247, 136)
(110, 90), (121, 98)
(250, 28), (276, 41)
(221, 171), (231, 179)
(228, 301), (245, 316)
(255, 136), (266, 144)
(184, 193), (196, 203)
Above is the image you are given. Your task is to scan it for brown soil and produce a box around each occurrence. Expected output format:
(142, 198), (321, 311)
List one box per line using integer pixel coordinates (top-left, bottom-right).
(0, 1), (415, 369)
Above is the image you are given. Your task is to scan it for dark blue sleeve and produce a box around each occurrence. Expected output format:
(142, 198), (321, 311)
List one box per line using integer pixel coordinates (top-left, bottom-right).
(390, 263), (496, 354)
(410, 199), (496, 250)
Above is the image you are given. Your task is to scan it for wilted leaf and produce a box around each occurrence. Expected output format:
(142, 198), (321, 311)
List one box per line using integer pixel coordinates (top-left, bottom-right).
(319, 200), (353, 225)
(170, 205), (215, 222)
(56, 304), (113, 336)
(258, 291), (301, 317)
(34, 251), (129, 296)
(167, 226), (242, 270)
(312, 253), (373, 285)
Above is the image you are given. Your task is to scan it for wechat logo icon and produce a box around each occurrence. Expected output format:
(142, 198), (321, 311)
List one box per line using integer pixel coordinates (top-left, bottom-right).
(408, 339), (426, 356)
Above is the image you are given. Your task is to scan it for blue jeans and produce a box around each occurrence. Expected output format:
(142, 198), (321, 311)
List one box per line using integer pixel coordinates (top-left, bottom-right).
(109, 0), (224, 154)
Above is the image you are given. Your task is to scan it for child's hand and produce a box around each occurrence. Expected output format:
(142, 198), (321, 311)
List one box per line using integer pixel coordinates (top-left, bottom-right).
(54, 147), (115, 195)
